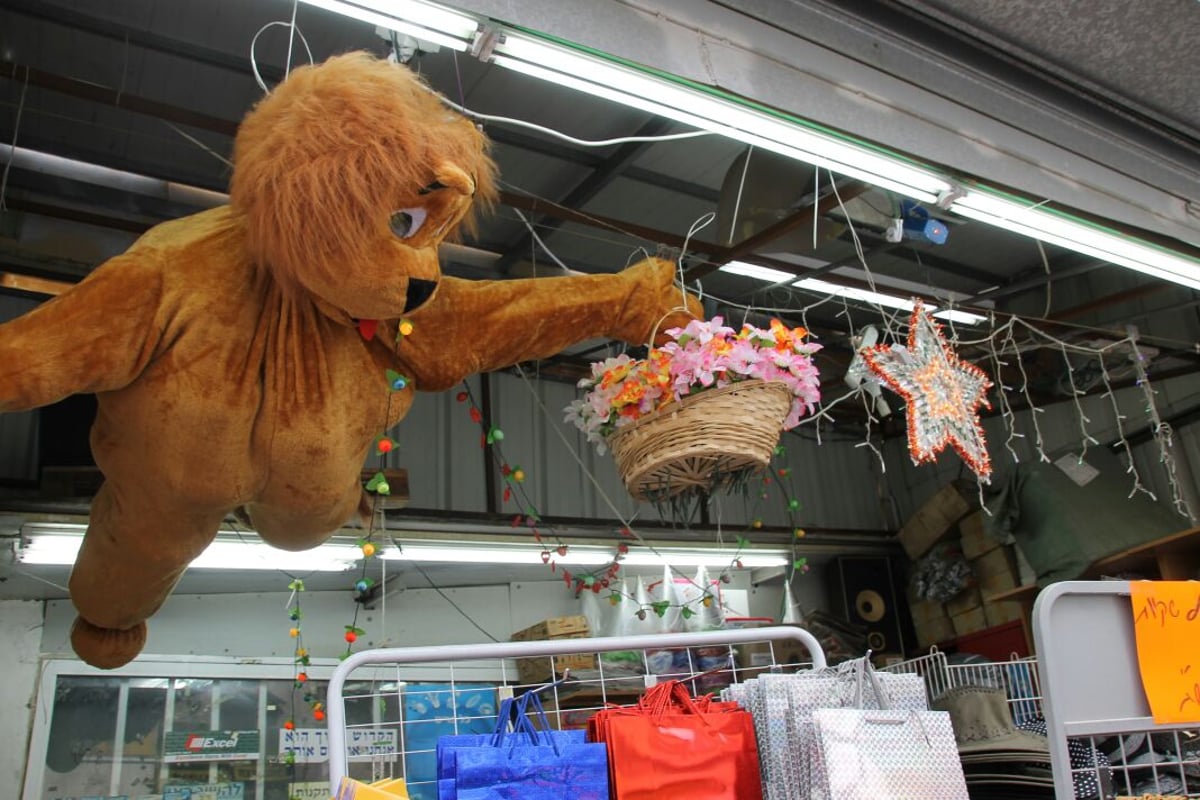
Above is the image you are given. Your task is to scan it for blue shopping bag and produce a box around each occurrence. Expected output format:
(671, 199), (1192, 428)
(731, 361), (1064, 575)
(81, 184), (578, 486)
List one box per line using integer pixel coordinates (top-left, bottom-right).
(437, 693), (588, 800)
(448, 693), (609, 800)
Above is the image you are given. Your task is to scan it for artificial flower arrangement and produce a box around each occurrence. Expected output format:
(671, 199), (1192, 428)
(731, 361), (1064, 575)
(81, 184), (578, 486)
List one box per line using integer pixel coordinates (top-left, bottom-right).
(565, 316), (823, 453)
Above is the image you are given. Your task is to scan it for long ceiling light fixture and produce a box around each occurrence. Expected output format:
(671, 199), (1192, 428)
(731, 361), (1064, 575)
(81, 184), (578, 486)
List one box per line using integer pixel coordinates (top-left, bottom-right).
(381, 542), (791, 569)
(720, 261), (986, 325)
(297, 0), (480, 52)
(16, 524), (790, 571)
(300, 2), (1200, 291)
(949, 191), (1200, 291)
(17, 524), (362, 572)
(487, 32), (952, 204)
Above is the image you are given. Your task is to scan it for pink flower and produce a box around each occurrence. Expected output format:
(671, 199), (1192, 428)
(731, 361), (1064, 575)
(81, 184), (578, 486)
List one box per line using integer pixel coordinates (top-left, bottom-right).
(567, 317), (823, 447)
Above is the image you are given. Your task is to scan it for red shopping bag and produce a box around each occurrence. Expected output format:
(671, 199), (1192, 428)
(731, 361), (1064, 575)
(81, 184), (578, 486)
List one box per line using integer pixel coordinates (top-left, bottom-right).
(589, 681), (763, 800)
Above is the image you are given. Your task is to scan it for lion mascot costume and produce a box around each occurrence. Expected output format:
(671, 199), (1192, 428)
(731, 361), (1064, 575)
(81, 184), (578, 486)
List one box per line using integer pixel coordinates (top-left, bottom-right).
(0, 52), (700, 668)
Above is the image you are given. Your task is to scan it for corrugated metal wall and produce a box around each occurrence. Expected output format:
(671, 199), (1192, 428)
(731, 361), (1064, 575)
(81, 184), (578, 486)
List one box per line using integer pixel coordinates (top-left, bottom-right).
(380, 371), (893, 532)
(0, 294), (40, 482)
(882, 376), (1200, 524)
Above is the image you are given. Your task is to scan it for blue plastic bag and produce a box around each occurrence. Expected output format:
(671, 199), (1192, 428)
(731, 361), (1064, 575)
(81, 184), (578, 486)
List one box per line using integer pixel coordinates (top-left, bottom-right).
(449, 694), (608, 800)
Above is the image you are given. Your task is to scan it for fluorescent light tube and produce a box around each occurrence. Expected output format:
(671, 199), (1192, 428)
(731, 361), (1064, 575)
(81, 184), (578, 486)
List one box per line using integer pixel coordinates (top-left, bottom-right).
(931, 308), (987, 325)
(18, 530), (361, 572)
(797, 277), (914, 312)
(492, 34), (950, 202)
(383, 543), (611, 566)
(951, 192), (1200, 292)
(381, 542), (790, 569)
(719, 261), (797, 284)
(298, 0), (478, 51)
(619, 550), (790, 568)
(719, 261), (986, 325)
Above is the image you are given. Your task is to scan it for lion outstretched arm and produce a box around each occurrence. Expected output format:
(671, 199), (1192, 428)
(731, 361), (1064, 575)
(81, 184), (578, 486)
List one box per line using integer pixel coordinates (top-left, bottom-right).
(0, 255), (163, 412)
(399, 257), (702, 392)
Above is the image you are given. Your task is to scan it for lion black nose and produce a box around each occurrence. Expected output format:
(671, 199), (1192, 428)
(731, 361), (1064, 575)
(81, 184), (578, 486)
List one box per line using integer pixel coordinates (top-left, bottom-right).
(405, 278), (437, 313)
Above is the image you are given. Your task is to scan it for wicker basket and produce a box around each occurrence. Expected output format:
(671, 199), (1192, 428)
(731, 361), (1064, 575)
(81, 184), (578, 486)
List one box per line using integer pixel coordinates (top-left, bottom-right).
(607, 379), (793, 501)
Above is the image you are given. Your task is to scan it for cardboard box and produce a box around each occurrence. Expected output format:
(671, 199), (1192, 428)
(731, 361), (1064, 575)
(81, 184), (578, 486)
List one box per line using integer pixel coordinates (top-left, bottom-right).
(909, 598), (948, 625)
(915, 613), (956, 650)
(973, 547), (1019, 597)
(982, 599), (1025, 628)
(945, 586), (982, 617)
(951, 606), (988, 637)
(897, 483), (974, 560)
(958, 511), (999, 560)
(511, 616), (597, 684)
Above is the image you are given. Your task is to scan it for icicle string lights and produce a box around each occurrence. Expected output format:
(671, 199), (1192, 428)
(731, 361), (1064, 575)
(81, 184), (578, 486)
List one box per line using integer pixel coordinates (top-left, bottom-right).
(1128, 325), (1193, 518)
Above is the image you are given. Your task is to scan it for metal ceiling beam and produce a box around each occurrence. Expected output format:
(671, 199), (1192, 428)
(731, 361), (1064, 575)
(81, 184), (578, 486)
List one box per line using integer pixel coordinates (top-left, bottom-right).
(0, 61), (238, 137)
(486, 128), (720, 202)
(0, 0), (285, 83)
(963, 255), (1107, 305)
(498, 190), (706, 255)
(493, 118), (675, 274)
(679, 180), (873, 281)
(1050, 282), (1171, 321)
(839, 227), (1009, 288)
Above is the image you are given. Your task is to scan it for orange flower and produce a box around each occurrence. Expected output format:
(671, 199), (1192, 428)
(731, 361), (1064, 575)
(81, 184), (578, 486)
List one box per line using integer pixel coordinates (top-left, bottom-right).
(614, 379), (644, 406)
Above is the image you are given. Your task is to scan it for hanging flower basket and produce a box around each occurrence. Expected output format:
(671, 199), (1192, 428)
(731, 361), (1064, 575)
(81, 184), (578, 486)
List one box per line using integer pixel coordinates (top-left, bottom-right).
(565, 317), (822, 501)
(608, 379), (794, 500)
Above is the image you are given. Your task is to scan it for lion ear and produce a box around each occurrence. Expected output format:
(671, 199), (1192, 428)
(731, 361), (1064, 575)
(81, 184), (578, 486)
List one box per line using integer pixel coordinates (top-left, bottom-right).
(431, 163), (477, 197)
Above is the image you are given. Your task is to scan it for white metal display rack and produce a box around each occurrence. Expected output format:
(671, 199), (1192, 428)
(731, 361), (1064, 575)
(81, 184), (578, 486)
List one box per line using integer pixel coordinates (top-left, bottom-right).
(324, 626), (826, 794)
(1034, 581), (1200, 799)
(886, 580), (1200, 799)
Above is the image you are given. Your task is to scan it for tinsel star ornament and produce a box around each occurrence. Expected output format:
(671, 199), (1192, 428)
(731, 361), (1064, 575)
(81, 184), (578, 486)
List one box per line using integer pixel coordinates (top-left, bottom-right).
(863, 302), (994, 480)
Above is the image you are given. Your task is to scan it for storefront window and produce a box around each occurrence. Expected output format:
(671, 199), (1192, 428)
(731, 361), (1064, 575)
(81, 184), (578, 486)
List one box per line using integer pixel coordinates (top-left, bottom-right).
(26, 659), (499, 800)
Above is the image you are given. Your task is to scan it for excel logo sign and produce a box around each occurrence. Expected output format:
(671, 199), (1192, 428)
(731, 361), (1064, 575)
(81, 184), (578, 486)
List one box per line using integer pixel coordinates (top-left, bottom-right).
(164, 730), (261, 763)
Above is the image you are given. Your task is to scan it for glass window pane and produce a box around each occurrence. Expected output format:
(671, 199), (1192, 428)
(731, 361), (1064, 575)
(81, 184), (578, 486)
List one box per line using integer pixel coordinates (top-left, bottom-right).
(39, 676), (120, 800)
(115, 681), (168, 797)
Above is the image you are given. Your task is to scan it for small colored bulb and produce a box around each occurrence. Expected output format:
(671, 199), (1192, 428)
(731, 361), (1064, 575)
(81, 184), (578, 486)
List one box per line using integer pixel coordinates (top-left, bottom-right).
(361, 542), (376, 557)
(512, 468), (525, 483)
(398, 319), (414, 336)
(284, 720), (295, 731)
(345, 630), (358, 643)
(288, 627), (300, 638)
(794, 528), (806, 538)
(377, 438), (394, 454)
(297, 672), (308, 683)
(313, 709), (326, 722)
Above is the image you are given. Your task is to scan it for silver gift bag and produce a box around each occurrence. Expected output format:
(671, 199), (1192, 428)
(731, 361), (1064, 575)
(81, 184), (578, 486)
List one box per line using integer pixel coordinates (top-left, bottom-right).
(727, 659), (928, 800)
(810, 707), (969, 800)
(808, 659), (967, 800)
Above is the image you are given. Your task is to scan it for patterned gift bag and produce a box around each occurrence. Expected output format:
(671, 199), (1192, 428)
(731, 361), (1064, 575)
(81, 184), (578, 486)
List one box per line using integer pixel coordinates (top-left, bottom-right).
(809, 660), (966, 800)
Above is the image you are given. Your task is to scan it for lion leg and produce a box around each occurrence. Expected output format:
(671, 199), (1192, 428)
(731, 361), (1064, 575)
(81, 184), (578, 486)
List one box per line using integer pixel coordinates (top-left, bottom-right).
(69, 482), (225, 669)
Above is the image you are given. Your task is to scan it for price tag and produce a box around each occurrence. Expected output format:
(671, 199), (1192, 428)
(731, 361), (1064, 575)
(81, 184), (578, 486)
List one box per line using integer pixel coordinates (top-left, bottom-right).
(1130, 581), (1200, 723)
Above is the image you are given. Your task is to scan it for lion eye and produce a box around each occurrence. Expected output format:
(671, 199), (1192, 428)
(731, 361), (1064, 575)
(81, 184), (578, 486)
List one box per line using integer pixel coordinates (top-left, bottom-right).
(390, 207), (428, 239)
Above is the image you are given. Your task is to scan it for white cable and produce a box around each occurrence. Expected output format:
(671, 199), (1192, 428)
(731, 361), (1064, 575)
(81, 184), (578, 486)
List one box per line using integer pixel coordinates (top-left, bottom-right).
(511, 208), (574, 272)
(727, 146), (753, 244)
(441, 96), (712, 148)
(250, 20), (314, 93)
(0, 67), (29, 211)
(164, 122), (233, 168)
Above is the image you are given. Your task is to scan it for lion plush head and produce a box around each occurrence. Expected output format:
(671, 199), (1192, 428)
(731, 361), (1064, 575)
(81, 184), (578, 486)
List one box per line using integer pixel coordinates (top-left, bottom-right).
(230, 52), (497, 320)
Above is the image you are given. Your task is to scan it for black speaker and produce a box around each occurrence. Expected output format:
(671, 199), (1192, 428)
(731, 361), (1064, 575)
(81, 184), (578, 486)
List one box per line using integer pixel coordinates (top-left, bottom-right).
(827, 556), (910, 656)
